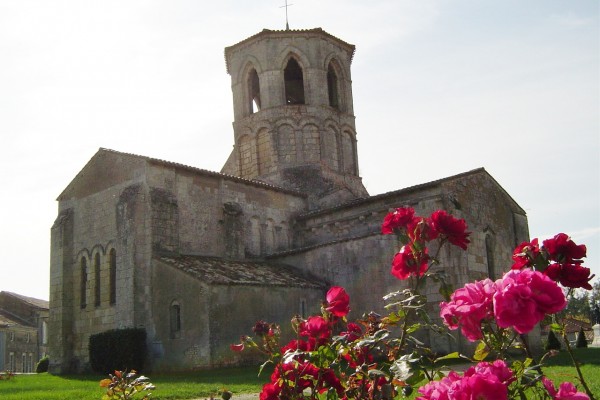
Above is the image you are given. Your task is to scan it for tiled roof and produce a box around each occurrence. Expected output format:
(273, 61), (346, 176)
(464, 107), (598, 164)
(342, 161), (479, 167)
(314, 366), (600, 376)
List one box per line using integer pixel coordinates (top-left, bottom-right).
(296, 168), (525, 219)
(1, 291), (48, 310)
(58, 148), (307, 200)
(156, 254), (326, 289)
(224, 28), (356, 74)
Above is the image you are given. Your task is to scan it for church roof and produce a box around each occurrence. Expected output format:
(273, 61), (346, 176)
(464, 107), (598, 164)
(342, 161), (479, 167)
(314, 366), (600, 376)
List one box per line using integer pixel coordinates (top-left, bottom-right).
(0, 291), (48, 310)
(156, 254), (326, 289)
(296, 168), (526, 220)
(224, 28), (356, 74)
(58, 148), (307, 200)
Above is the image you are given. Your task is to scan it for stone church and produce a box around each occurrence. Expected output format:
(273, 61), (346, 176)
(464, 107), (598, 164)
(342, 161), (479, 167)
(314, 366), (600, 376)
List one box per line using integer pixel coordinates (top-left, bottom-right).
(49, 28), (530, 373)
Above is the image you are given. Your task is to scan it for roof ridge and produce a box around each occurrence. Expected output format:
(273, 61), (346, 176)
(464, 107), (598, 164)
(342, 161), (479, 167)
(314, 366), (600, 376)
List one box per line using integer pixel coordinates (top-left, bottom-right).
(59, 148), (307, 199)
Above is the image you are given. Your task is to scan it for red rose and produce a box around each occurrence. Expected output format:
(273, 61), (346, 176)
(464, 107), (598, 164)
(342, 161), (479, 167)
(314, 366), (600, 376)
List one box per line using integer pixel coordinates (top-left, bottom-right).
(543, 233), (587, 263)
(326, 286), (350, 317)
(391, 245), (429, 280)
(252, 320), (271, 336)
(381, 207), (416, 234)
(544, 263), (594, 290)
(429, 210), (471, 250)
(407, 216), (436, 243)
(299, 316), (331, 339)
(259, 382), (281, 400)
(280, 338), (312, 354)
(511, 239), (540, 270)
(340, 322), (362, 342)
(229, 343), (244, 352)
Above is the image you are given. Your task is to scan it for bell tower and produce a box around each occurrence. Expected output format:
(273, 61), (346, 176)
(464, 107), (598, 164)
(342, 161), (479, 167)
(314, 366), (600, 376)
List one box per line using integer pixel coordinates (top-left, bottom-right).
(221, 28), (368, 208)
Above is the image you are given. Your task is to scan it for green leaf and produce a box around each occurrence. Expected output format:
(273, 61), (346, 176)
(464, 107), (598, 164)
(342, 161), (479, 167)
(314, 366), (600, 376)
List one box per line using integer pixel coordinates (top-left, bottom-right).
(368, 369), (388, 379)
(258, 360), (273, 377)
(405, 323), (421, 334)
(434, 352), (460, 362)
(406, 370), (426, 386)
(550, 323), (563, 332)
(390, 360), (412, 381)
(473, 341), (489, 361)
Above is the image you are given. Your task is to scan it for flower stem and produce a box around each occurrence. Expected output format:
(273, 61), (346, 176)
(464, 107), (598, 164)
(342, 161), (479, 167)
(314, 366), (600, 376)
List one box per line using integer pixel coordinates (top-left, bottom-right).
(561, 329), (596, 400)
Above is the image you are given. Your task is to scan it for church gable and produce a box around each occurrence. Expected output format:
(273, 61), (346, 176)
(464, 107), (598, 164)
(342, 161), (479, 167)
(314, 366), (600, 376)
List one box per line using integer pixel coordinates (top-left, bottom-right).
(57, 148), (147, 201)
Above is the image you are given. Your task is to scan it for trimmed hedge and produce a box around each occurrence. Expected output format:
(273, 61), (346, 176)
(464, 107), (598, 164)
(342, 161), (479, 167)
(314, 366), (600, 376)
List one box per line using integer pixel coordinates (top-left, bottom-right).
(545, 329), (562, 351)
(576, 328), (588, 348)
(35, 356), (49, 373)
(89, 328), (147, 374)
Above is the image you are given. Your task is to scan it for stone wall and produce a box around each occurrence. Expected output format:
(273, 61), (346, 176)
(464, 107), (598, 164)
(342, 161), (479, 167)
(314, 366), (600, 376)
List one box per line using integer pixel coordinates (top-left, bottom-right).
(274, 169), (532, 354)
(208, 284), (324, 367)
(150, 260), (211, 371)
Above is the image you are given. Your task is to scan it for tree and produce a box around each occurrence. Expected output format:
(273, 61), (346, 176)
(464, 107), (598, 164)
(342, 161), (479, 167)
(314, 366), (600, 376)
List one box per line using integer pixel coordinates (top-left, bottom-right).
(546, 329), (562, 351)
(561, 289), (591, 321)
(576, 328), (588, 348)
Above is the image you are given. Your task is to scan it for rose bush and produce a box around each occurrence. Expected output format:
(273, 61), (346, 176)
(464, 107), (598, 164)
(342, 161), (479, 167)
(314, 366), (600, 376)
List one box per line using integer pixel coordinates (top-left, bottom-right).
(232, 208), (594, 399)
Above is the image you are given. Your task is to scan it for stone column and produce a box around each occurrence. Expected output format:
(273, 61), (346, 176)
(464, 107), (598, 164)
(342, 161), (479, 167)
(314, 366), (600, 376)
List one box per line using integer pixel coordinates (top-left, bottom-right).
(591, 324), (600, 347)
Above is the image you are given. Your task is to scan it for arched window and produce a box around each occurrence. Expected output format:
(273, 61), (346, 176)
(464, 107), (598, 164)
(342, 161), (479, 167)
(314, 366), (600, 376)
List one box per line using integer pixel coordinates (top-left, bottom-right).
(94, 253), (101, 307)
(300, 299), (307, 319)
(485, 235), (496, 280)
(109, 249), (117, 305)
(80, 257), (87, 309)
(327, 63), (339, 109)
(42, 321), (48, 345)
(248, 69), (261, 113)
(284, 58), (305, 105)
(170, 302), (181, 339)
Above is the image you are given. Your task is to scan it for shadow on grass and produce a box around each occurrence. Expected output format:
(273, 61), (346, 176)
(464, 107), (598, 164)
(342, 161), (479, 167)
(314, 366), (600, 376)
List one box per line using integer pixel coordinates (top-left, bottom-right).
(543, 347), (600, 366)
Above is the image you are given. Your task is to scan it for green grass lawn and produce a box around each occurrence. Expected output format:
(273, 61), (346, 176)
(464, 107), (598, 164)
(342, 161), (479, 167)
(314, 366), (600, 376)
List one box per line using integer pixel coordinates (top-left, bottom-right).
(542, 347), (600, 396)
(0, 366), (268, 400)
(0, 349), (597, 399)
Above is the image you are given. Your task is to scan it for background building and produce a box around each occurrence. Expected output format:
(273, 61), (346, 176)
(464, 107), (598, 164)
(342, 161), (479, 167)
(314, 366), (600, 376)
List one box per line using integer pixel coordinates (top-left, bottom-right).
(0, 291), (49, 372)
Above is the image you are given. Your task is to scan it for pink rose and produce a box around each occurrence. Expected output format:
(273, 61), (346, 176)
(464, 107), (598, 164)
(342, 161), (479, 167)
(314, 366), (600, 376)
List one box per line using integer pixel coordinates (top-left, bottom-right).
(326, 286), (350, 317)
(543, 378), (590, 400)
(466, 360), (514, 386)
(493, 269), (566, 334)
(417, 370), (461, 400)
(555, 382), (590, 400)
(440, 279), (496, 341)
(391, 245), (429, 280)
(457, 373), (508, 400)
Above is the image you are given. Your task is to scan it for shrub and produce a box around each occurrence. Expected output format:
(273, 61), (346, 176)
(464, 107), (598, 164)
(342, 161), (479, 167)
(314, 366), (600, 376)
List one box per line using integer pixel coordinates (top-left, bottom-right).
(35, 356), (49, 373)
(99, 369), (155, 400)
(89, 328), (147, 374)
(576, 327), (588, 348)
(546, 329), (562, 351)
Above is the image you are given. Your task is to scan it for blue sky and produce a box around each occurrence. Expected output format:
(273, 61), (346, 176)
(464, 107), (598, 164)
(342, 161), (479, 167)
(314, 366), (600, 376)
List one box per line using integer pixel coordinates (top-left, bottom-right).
(0, 0), (598, 300)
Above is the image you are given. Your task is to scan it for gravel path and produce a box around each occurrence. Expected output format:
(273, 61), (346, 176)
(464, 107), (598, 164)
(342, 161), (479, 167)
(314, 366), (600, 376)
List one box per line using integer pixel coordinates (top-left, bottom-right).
(193, 394), (259, 400)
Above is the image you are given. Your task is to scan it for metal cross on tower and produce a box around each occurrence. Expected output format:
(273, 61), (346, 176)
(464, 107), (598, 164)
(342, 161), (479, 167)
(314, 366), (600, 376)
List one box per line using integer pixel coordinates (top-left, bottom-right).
(280, 0), (294, 30)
